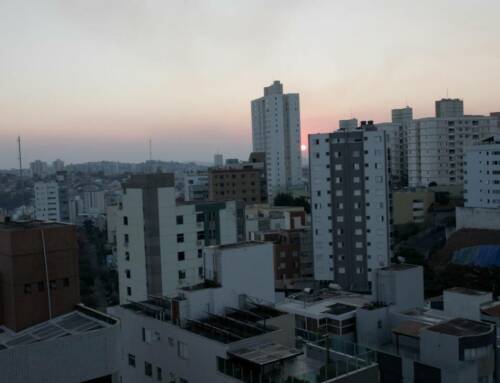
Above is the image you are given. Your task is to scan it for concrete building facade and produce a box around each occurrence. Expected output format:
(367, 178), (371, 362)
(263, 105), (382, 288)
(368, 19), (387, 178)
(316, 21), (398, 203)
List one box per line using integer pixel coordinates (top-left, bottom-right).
(116, 174), (244, 303)
(407, 115), (500, 187)
(251, 81), (302, 199)
(309, 125), (391, 293)
(463, 135), (500, 208)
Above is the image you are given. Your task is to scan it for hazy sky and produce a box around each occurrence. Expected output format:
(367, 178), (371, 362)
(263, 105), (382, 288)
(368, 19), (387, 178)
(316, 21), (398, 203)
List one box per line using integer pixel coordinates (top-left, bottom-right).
(1, 0), (500, 168)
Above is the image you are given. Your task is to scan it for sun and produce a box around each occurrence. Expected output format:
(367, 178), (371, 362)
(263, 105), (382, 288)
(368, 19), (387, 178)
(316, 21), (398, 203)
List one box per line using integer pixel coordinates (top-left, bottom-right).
(300, 144), (307, 151)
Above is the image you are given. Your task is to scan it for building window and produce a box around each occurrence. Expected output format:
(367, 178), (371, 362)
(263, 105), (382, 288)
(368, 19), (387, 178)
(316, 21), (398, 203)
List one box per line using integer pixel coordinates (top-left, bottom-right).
(177, 251), (185, 261)
(176, 215), (184, 225)
(177, 233), (184, 243)
(198, 267), (203, 277)
(37, 281), (45, 292)
(124, 234), (129, 243)
(197, 231), (205, 240)
(196, 213), (205, 222)
(50, 280), (57, 290)
(127, 286), (132, 296)
(63, 278), (69, 287)
(145, 361), (153, 377)
(125, 251), (130, 261)
(198, 249), (203, 258)
(178, 341), (189, 359)
(123, 216), (128, 225)
(24, 283), (32, 294)
(125, 269), (131, 279)
(178, 270), (186, 280)
(128, 354), (136, 367)
(157, 367), (162, 381)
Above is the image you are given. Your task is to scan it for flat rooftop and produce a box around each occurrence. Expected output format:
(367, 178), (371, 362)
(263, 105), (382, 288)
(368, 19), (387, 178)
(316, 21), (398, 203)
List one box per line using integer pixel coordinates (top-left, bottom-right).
(229, 342), (302, 366)
(427, 318), (493, 337)
(0, 220), (70, 231)
(278, 289), (370, 318)
(445, 287), (490, 296)
(380, 264), (420, 272)
(481, 302), (500, 318)
(122, 299), (283, 345)
(210, 241), (267, 250)
(0, 306), (116, 350)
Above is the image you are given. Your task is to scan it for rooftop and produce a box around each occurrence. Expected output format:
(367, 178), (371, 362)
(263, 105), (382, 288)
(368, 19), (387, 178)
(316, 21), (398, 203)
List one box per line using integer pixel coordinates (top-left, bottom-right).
(278, 289), (370, 318)
(210, 241), (267, 250)
(229, 342), (302, 366)
(122, 298), (284, 345)
(380, 264), (420, 272)
(446, 287), (490, 296)
(0, 305), (117, 350)
(0, 220), (70, 231)
(481, 302), (500, 318)
(393, 321), (429, 338)
(426, 318), (493, 337)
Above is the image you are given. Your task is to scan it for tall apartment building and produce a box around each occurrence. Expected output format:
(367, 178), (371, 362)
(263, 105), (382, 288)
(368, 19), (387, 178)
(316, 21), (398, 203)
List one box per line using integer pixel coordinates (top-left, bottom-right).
(309, 125), (391, 293)
(29, 160), (49, 178)
(377, 122), (407, 187)
(408, 113), (500, 187)
(34, 172), (70, 222)
(392, 106), (413, 124)
(251, 80), (302, 200)
(339, 118), (358, 131)
(184, 172), (209, 202)
(52, 158), (65, 173)
(208, 152), (267, 203)
(435, 98), (464, 118)
(464, 135), (500, 208)
(213, 153), (223, 167)
(116, 173), (244, 303)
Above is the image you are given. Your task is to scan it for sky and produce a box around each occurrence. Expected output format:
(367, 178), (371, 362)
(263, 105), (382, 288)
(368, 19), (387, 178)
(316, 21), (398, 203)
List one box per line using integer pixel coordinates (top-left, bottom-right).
(1, 0), (500, 168)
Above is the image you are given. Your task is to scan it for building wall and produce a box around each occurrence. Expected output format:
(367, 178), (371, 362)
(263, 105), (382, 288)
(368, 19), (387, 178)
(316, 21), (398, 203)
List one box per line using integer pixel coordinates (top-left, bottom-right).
(0, 223), (79, 331)
(393, 190), (435, 225)
(443, 290), (492, 321)
(251, 81), (302, 199)
(34, 182), (61, 221)
(208, 167), (266, 203)
(117, 175), (241, 304)
(464, 138), (500, 208)
(111, 306), (236, 383)
(309, 129), (391, 291)
(408, 116), (500, 187)
(205, 242), (275, 305)
(455, 206), (500, 230)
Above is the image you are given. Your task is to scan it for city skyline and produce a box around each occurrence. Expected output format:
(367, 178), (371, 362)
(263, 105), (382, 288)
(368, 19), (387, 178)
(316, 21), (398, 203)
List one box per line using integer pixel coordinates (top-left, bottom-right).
(2, 0), (500, 168)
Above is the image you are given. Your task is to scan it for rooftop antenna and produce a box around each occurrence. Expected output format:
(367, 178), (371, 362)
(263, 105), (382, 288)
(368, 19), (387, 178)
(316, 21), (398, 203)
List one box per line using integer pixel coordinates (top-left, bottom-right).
(17, 136), (23, 177)
(149, 138), (153, 161)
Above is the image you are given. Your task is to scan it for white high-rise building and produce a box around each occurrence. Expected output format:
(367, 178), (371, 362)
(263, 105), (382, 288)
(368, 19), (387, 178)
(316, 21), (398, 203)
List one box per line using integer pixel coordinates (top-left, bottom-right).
(309, 124), (391, 293)
(435, 98), (464, 118)
(251, 81), (302, 200)
(391, 106), (413, 124)
(52, 158), (65, 173)
(377, 122), (407, 187)
(464, 135), (500, 208)
(214, 153), (223, 167)
(184, 172), (209, 201)
(30, 160), (49, 178)
(34, 180), (69, 222)
(339, 118), (358, 131)
(408, 115), (500, 187)
(116, 173), (243, 303)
